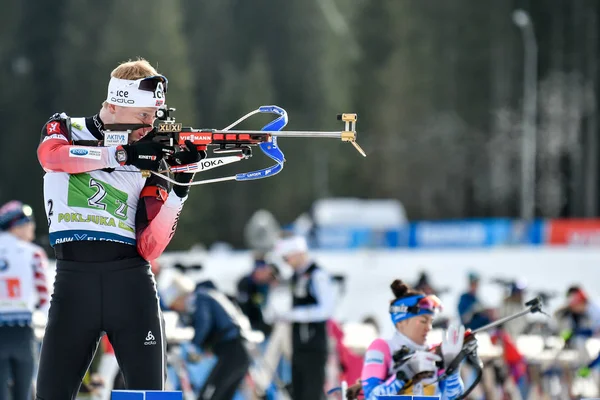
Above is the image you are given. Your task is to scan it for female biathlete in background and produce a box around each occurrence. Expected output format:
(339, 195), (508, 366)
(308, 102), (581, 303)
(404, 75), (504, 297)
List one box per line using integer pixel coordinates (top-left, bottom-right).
(360, 280), (476, 400)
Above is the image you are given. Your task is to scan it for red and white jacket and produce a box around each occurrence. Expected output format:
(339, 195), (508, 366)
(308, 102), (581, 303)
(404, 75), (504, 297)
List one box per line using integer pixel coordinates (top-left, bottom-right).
(37, 112), (186, 261)
(0, 232), (50, 325)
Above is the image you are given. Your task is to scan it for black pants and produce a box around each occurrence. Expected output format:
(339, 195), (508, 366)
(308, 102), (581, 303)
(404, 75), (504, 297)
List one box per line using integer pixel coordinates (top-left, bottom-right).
(291, 350), (327, 400)
(0, 326), (35, 400)
(36, 257), (166, 400)
(197, 338), (250, 400)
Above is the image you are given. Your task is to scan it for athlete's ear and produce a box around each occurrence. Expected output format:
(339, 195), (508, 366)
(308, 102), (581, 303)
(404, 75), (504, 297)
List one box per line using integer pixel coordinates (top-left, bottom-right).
(107, 104), (117, 114)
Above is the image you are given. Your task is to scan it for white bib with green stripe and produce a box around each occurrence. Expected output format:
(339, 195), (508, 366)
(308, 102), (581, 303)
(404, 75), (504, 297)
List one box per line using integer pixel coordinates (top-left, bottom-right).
(44, 117), (146, 246)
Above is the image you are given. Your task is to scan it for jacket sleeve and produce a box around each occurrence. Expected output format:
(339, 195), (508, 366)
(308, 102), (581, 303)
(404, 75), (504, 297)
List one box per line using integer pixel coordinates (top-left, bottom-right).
(135, 171), (187, 261)
(439, 372), (464, 400)
(458, 293), (479, 325)
(31, 245), (50, 315)
(361, 339), (405, 400)
(192, 294), (213, 349)
(37, 113), (121, 173)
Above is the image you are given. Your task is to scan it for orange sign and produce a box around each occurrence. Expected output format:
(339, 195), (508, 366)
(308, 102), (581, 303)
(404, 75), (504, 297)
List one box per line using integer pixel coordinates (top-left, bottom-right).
(547, 219), (600, 245)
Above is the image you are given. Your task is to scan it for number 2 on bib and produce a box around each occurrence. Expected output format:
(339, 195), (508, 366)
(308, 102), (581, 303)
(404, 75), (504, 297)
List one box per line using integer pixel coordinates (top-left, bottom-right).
(68, 174), (129, 220)
(88, 178), (107, 210)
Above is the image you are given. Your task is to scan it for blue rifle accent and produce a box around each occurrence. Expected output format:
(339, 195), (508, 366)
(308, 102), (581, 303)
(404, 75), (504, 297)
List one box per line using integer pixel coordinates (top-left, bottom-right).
(235, 105), (287, 181)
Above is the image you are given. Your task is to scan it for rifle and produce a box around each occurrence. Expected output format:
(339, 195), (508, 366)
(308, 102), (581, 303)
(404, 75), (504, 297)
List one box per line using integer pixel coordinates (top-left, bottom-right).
(101, 104), (366, 186)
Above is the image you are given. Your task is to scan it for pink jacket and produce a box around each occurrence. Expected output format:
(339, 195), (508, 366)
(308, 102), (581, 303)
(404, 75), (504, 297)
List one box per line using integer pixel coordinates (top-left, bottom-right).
(360, 331), (464, 400)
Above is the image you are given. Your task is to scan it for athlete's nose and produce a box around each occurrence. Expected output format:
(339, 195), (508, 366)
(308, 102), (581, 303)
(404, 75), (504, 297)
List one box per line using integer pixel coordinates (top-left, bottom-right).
(143, 115), (155, 126)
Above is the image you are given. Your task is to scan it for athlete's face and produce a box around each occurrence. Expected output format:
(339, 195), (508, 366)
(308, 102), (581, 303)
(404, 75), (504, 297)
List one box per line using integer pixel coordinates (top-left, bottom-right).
(253, 266), (275, 284)
(570, 301), (587, 315)
(11, 221), (35, 243)
(169, 294), (189, 313)
(469, 280), (479, 293)
(283, 252), (308, 270)
(397, 314), (433, 346)
(108, 105), (157, 142)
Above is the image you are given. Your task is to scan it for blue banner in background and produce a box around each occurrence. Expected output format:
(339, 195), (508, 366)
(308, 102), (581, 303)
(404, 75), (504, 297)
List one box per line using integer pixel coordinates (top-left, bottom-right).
(307, 219), (546, 249)
(314, 227), (407, 249)
(409, 219), (511, 248)
(408, 218), (545, 248)
(511, 219), (545, 245)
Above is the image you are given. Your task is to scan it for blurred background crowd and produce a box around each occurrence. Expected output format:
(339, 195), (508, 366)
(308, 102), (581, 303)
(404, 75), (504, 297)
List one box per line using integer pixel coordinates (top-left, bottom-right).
(29, 244), (599, 400)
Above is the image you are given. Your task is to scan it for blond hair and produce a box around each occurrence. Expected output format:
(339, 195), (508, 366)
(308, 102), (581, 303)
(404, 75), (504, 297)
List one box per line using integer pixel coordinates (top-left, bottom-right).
(102, 58), (160, 108)
(111, 58), (159, 80)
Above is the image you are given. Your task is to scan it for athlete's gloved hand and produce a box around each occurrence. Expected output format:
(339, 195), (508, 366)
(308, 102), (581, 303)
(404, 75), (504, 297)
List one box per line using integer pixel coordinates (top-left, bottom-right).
(169, 140), (207, 166)
(395, 350), (441, 382)
(173, 172), (195, 198)
(560, 329), (574, 344)
(170, 141), (207, 198)
(116, 142), (174, 171)
(578, 366), (591, 378)
(442, 322), (465, 369)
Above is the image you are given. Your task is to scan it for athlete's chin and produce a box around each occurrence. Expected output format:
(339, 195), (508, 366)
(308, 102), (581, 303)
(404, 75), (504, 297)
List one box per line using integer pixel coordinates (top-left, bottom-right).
(130, 132), (146, 142)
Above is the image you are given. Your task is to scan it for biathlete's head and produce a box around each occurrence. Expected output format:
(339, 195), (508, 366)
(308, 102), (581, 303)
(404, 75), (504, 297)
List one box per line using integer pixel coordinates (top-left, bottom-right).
(389, 279), (443, 345)
(99, 58), (168, 143)
(0, 200), (35, 242)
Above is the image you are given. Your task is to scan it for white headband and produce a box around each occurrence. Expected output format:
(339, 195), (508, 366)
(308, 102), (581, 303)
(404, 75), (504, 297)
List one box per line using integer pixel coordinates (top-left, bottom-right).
(274, 235), (309, 257)
(106, 77), (166, 108)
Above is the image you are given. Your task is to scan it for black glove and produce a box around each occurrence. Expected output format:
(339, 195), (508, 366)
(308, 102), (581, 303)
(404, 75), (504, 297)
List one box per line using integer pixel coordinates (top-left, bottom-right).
(171, 141), (206, 198)
(173, 173), (194, 198)
(170, 140), (206, 165)
(117, 141), (174, 171)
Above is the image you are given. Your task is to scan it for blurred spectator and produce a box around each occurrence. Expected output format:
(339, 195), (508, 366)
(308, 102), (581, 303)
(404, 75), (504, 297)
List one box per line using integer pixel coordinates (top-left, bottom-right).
(271, 234), (335, 400)
(490, 328), (529, 399)
(0, 201), (49, 400)
(326, 320), (363, 391)
(414, 271), (435, 294)
(555, 285), (600, 347)
(458, 271), (493, 330)
(414, 270), (449, 296)
(362, 316), (381, 336)
(161, 271), (251, 400)
(236, 252), (280, 338)
(499, 280), (528, 339)
(150, 259), (170, 311)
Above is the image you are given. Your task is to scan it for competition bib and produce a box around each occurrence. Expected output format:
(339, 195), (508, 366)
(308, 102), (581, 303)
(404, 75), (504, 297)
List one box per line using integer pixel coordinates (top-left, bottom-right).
(44, 117), (145, 246)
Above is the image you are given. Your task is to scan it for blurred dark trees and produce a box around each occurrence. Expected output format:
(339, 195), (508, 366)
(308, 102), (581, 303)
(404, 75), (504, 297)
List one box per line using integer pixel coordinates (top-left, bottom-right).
(2, 0), (599, 249)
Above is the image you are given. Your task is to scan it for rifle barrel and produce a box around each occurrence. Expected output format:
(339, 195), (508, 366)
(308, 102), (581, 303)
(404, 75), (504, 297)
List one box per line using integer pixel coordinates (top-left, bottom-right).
(471, 297), (543, 335)
(212, 129), (347, 139)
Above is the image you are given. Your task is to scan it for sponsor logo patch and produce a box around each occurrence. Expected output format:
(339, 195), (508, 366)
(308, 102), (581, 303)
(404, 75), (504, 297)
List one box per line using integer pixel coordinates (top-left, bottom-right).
(364, 349), (385, 365)
(69, 148), (102, 160)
